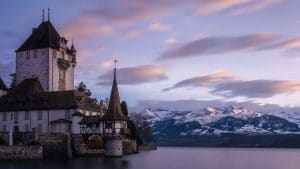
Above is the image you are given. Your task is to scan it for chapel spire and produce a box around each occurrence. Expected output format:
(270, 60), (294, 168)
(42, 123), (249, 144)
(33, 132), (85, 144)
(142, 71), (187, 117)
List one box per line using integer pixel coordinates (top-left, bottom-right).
(103, 60), (128, 121)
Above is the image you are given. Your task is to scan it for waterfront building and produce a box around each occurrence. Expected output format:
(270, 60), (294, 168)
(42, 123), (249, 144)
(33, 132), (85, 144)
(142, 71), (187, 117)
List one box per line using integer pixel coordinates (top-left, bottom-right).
(0, 12), (102, 134)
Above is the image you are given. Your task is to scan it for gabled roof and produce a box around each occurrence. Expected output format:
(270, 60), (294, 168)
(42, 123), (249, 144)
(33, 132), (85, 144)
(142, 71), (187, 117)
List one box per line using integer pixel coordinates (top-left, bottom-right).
(16, 21), (61, 52)
(0, 78), (101, 112)
(102, 67), (128, 121)
(0, 77), (7, 91)
(79, 116), (103, 124)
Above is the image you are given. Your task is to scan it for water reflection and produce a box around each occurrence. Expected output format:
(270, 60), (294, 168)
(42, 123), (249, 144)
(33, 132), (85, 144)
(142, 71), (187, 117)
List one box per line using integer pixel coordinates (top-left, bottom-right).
(1, 148), (300, 169)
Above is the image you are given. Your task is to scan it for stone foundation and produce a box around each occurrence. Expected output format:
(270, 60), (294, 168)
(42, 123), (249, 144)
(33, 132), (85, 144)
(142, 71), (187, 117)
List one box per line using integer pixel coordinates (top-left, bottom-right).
(0, 146), (43, 160)
(104, 137), (123, 158)
(122, 139), (138, 155)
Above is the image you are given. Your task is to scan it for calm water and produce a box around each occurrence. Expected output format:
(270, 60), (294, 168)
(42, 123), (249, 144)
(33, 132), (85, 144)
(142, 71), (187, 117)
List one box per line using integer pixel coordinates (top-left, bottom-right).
(1, 147), (300, 169)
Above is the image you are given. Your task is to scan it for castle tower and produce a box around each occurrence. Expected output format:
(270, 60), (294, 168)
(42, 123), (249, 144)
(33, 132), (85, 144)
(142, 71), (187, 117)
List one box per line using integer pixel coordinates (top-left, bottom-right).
(103, 60), (128, 157)
(15, 10), (76, 91)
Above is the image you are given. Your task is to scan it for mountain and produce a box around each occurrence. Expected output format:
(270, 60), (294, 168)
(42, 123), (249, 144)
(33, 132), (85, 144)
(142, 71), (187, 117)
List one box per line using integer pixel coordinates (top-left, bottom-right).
(131, 106), (300, 147)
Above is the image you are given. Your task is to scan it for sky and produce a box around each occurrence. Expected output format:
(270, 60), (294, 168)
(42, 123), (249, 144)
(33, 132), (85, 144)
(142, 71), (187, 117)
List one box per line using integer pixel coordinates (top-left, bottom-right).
(1, 0), (300, 112)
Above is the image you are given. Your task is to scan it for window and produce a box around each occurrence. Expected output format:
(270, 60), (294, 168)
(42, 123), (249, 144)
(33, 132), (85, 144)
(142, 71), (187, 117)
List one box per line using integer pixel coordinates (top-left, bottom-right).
(14, 112), (18, 121)
(33, 50), (38, 58)
(53, 50), (57, 58)
(24, 124), (29, 132)
(65, 110), (71, 120)
(38, 124), (43, 132)
(59, 69), (65, 80)
(38, 111), (43, 120)
(26, 51), (30, 59)
(2, 125), (6, 132)
(25, 111), (29, 120)
(2, 112), (7, 121)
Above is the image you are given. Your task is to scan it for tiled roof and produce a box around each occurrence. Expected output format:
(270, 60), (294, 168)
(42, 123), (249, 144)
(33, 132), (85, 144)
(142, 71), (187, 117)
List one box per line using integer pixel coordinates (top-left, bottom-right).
(79, 116), (103, 124)
(16, 21), (61, 52)
(0, 78), (101, 112)
(102, 68), (128, 121)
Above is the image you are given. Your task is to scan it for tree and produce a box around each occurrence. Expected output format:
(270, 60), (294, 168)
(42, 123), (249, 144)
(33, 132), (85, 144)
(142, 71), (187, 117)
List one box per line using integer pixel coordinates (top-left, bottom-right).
(75, 81), (91, 96)
(121, 101), (129, 117)
(129, 113), (153, 145)
(9, 73), (16, 89)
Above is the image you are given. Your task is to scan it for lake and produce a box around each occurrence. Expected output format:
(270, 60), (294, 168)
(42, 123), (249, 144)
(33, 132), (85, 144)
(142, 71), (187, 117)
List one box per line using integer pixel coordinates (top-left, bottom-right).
(1, 147), (300, 169)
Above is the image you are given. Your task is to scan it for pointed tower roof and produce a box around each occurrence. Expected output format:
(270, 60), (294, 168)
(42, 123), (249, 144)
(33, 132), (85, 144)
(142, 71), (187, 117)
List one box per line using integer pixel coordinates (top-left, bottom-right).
(103, 60), (128, 121)
(16, 21), (61, 52)
(0, 77), (7, 91)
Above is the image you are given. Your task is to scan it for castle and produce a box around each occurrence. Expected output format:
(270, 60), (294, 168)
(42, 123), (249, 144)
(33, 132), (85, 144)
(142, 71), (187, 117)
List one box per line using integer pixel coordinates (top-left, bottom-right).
(0, 11), (132, 157)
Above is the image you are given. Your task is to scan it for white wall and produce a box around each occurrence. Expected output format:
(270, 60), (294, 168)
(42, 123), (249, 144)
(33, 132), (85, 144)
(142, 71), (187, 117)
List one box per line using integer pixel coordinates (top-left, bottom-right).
(0, 109), (75, 133)
(16, 49), (50, 91)
(16, 48), (75, 92)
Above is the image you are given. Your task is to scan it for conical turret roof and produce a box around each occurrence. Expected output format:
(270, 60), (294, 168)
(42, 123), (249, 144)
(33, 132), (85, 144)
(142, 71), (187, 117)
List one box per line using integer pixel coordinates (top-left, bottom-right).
(103, 62), (128, 121)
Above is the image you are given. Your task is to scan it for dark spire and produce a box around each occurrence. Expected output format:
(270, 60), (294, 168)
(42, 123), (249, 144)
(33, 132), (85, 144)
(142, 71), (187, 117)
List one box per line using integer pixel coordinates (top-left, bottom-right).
(71, 38), (75, 49)
(42, 9), (45, 22)
(114, 59), (117, 80)
(48, 8), (50, 21)
(103, 60), (128, 121)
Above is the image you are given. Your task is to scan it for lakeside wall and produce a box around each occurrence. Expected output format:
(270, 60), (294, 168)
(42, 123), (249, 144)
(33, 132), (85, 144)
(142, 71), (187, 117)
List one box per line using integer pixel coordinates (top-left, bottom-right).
(0, 146), (43, 160)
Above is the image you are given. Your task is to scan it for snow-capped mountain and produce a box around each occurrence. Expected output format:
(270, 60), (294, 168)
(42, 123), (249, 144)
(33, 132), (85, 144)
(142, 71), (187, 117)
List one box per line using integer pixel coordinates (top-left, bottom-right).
(132, 105), (300, 136)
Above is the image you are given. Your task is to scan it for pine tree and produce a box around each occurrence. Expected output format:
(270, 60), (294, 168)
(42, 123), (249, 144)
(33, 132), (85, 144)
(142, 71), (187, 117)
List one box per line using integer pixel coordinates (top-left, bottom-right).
(121, 101), (129, 117)
(9, 73), (16, 89)
(75, 81), (92, 96)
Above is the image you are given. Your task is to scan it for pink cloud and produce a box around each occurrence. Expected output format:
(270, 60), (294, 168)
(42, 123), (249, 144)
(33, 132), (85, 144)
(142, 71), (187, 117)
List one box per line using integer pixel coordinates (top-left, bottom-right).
(61, 17), (115, 41)
(98, 65), (168, 85)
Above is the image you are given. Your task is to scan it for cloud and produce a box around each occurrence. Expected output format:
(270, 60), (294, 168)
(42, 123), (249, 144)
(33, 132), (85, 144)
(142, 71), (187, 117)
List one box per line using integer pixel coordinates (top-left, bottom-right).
(99, 59), (114, 69)
(191, 0), (252, 15)
(125, 29), (143, 38)
(191, 0), (282, 16)
(84, 0), (174, 26)
(228, 0), (282, 16)
(61, 17), (115, 41)
(148, 22), (171, 32)
(98, 65), (168, 85)
(268, 37), (300, 49)
(134, 99), (300, 113)
(163, 38), (177, 46)
(163, 70), (239, 91)
(212, 80), (300, 98)
(158, 33), (278, 61)
(164, 71), (300, 98)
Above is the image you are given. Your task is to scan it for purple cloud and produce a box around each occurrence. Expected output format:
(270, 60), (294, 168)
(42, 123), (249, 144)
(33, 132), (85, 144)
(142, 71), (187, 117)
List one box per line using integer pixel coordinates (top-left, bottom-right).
(164, 71), (300, 98)
(158, 33), (278, 60)
(98, 65), (168, 85)
(212, 80), (300, 98)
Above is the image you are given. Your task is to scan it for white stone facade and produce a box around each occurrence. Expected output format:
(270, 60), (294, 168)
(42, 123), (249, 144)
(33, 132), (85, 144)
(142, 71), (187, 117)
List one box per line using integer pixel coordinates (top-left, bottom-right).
(16, 47), (75, 91)
(0, 109), (101, 134)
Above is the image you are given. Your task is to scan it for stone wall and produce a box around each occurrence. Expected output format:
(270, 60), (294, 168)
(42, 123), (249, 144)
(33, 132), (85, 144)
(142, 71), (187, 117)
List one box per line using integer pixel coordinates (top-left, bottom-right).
(122, 139), (138, 155)
(0, 146), (43, 160)
(38, 133), (69, 159)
